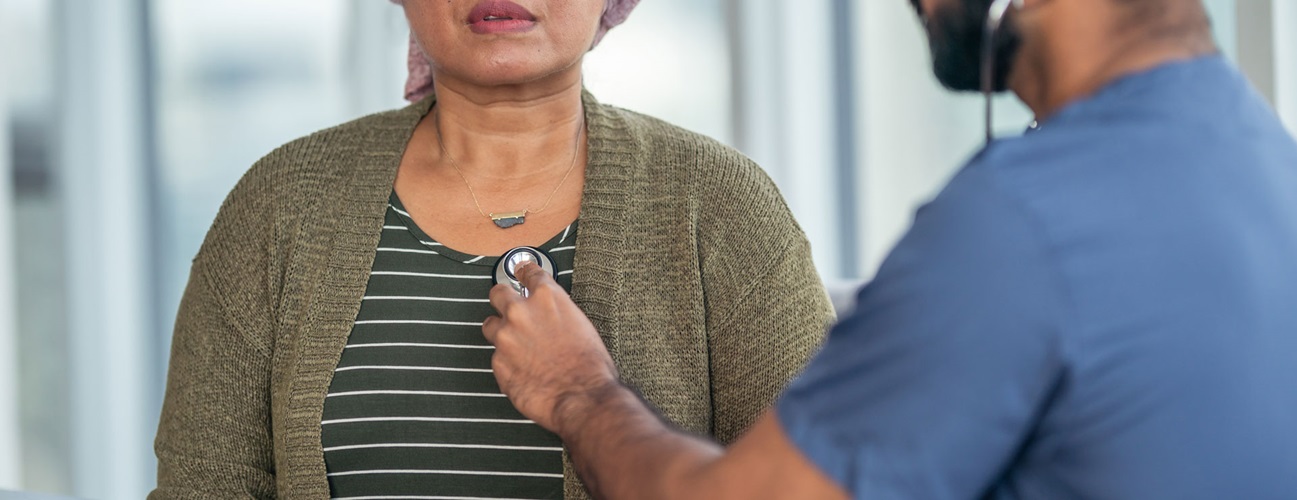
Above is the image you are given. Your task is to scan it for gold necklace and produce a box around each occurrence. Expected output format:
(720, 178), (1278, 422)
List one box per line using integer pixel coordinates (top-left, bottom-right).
(434, 107), (585, 229)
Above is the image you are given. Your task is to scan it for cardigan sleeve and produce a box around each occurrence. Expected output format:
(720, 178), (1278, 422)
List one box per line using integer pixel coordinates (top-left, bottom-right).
(706, 232), (834, 442)
(696, 155), (836, 444)
(151, 156), (284, 499)
(150, 265), (277, 499)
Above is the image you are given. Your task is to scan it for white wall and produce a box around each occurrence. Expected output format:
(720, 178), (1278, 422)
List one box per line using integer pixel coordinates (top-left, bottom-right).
(1218, 0), (1296, 133)
(0, 22), (22, 490)
(1205, 0), (1239, 58)
(727, 0), (846, 280)
(343, 0), (410, 119)
(1276, 1), (1297, 133)
(585, 0), (733, 146)
(1236, 0), (1275, 103)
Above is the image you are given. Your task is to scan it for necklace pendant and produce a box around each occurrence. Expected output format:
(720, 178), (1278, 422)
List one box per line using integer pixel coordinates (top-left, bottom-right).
(491, 211), (528, 229)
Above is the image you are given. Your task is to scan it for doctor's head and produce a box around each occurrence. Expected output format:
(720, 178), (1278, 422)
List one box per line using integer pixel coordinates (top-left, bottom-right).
(908, 0), (1216, 95)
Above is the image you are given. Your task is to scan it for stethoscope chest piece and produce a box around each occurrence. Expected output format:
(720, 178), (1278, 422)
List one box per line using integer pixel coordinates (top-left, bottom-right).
(493, 246), (557, 297)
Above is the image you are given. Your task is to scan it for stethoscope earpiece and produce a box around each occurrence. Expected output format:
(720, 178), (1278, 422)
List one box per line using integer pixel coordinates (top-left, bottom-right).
(493, 246), (557, 297)
(982, 0), (1024, 144)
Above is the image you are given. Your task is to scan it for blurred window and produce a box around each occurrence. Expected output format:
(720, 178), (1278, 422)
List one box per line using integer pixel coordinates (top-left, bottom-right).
(584, 0), (732, 144)
(2, 0), (70, 493)
(151, 0), (408, 364)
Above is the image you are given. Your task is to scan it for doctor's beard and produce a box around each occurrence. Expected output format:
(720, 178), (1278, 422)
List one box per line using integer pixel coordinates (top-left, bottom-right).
(914, 0), (1023, 92)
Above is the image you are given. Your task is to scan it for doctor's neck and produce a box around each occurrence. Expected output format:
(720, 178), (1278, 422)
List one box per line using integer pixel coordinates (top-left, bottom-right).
(1008, 0), (1218, 121)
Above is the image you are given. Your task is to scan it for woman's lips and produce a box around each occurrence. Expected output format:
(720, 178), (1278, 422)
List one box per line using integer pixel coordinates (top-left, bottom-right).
(467, 0), (537, 35)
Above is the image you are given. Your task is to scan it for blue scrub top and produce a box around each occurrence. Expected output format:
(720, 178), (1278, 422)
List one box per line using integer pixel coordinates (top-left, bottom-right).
(777, 56), (1297, 499)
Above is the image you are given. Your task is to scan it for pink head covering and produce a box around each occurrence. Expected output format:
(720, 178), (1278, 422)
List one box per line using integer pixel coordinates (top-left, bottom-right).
(389, 0), (642, 102)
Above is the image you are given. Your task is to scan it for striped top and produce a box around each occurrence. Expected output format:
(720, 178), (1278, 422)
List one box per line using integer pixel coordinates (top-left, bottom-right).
(321, 193), (576, 500)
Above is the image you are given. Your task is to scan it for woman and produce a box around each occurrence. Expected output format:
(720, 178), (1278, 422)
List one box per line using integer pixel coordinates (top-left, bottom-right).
(151, 1), (834, 498)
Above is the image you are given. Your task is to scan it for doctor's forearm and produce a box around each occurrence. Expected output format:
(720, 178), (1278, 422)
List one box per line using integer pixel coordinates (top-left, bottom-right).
(556, 382), (725, 500)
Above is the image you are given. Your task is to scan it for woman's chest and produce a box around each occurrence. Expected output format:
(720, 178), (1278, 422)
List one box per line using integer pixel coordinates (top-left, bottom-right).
(318, 209), (578, 498)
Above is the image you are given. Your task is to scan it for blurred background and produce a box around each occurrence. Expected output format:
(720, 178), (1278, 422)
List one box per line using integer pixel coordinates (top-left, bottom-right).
(0, 0), (1294, 497)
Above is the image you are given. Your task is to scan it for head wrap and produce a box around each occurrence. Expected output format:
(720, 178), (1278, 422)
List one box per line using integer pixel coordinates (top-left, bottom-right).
(389, 0), (642, 101)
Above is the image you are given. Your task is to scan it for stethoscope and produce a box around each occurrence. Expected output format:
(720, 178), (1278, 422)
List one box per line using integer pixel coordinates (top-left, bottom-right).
(983, 0), (1026, 144)
(493, 246), (558, 298)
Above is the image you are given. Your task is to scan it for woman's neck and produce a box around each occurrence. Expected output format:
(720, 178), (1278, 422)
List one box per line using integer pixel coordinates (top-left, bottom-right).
(426, 70), (587, 180)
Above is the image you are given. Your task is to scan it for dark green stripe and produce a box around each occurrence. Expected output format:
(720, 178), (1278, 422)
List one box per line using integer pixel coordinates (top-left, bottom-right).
(323, 420), (561, 448)
(337, 345), (495, 368)
(330, 473), (563, 499)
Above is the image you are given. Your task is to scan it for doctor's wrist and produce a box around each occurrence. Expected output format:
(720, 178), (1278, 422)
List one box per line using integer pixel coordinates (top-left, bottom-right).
(551, 378), (635, 440)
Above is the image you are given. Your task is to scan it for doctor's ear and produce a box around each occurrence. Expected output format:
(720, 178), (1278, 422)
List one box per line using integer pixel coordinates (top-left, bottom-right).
(1008, 0), (1054, 21)
(1022, 0), (1063, 8)
(1015, 0), (1050, 10)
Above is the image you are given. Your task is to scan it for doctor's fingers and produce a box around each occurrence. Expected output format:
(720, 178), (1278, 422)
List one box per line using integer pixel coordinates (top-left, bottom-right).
(481, 315), (506, 345)
(514, 262), (564, 298)
(489, 282), (529, 316)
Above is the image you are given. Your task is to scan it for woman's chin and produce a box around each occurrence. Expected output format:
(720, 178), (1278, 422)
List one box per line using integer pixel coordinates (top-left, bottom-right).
(453, 61), (580, 89)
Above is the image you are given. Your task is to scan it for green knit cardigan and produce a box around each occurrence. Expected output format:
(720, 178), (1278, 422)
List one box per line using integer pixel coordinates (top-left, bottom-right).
(151, 92), (835, 499)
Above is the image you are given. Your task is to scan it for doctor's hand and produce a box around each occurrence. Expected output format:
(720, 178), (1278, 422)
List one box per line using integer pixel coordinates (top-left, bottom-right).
(483, 262), (621, 435)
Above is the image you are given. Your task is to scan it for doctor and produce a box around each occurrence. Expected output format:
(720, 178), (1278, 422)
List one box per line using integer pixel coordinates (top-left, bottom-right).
(483, 0), (1297, 498)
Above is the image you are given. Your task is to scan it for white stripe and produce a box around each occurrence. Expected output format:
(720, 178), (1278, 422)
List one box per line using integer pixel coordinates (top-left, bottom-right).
(323, 443), (563, 453)
(559, 225), (571, 243)
(334, 496), (544, 500)
(322, 416), (532, 425)
(346, 343), (494, 350)
(556, 270), (574, 277)
(371, 271), (491, 280)
(377, 247), (440, 256)
(363, 296), (490, 303)
(354, 320), (483, 327)
(383, 225), (408, 230)
(327, 390), (505, 399)
(419, 241), (445, 248)
(390, 204), (413, 218)
(335, 365), (494, 374)
(327, 469), (563, 479)
(463, 256), (486, 264)
(549, 246), (575, 253)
